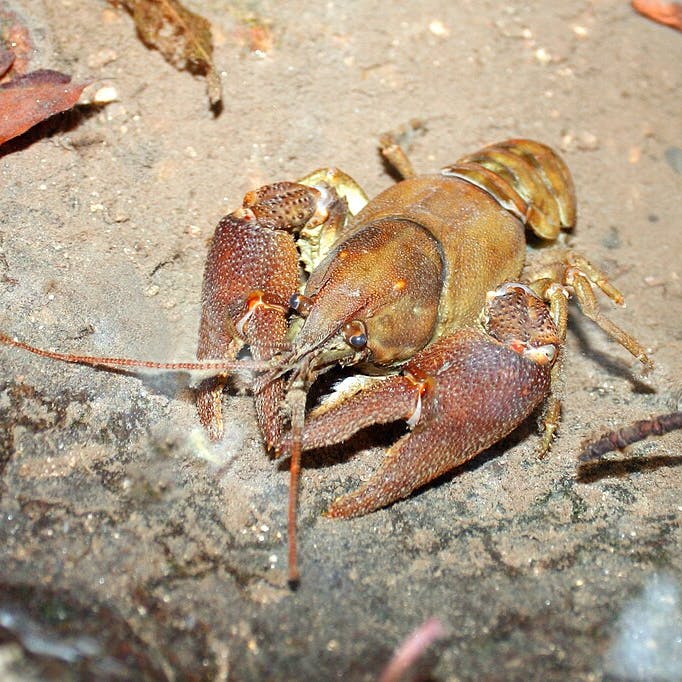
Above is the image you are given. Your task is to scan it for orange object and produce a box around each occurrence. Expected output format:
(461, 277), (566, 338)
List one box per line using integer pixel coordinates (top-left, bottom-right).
(632, 0), (682, 31)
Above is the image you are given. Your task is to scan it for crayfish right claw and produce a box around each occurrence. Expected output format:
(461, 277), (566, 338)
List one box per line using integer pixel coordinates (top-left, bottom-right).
(298, 285), (561, 519)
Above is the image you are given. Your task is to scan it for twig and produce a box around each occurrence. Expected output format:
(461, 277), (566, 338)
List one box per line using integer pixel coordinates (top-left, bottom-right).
(579, 412), (682, 462)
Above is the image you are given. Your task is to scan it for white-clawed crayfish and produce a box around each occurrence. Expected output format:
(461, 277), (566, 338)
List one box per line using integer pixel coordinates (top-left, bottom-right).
(1, 136), (652, 585)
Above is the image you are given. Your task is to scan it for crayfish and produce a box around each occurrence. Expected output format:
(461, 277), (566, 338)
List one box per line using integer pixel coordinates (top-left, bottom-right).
(1, 136), (652, 585)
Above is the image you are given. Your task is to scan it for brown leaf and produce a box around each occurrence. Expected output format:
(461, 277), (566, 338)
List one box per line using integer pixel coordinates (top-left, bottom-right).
(0, 47), (14, 78)
(0, 6), (33, 81)
(0, 69), (87, 145)
(110, 0), (222, 106)
(632, 0), (682, 31)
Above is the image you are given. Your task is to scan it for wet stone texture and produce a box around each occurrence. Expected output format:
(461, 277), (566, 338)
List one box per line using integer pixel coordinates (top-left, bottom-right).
(1, 1), (681, 680)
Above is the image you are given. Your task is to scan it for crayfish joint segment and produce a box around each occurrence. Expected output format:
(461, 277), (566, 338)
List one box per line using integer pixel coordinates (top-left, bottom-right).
(235, 290), (289, 338)
(404, 371), (434, 429)
(296, 167), (369, 273)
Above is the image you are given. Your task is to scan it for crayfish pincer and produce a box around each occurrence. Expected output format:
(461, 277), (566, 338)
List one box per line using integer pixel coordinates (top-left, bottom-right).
(1, 137), (652, 585)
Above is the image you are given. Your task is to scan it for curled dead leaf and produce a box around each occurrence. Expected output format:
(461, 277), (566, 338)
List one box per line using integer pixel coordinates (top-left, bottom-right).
(0, 5), (33, 81)
(109, 0), (222, 107)
(0, 70), (87, 145)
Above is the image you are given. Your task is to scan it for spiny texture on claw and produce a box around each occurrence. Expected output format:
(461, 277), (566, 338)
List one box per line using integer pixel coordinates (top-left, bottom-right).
(243, 182), (326, 228)
(484, 282), (561, 354)
(198, 215), (298, 358)
(196, 206), (302, 445)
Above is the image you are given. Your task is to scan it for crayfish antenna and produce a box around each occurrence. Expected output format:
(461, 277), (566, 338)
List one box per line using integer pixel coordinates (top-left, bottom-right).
(579, 411), (682, 462)
(286, 384), (307, 589)
(0, 331), (272, 377)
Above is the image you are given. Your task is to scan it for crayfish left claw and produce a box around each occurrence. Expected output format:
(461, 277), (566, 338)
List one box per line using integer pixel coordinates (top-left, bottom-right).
(196, 210), (300, 444)
(324, 327), (554, 518)
(196, 178), (346, 446)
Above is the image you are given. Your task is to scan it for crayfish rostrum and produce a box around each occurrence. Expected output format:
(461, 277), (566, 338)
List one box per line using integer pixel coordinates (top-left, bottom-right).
(1, 136), (651, 585)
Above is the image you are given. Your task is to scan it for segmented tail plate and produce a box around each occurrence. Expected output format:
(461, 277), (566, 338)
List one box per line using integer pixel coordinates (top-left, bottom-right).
(441, 139), (576, 240)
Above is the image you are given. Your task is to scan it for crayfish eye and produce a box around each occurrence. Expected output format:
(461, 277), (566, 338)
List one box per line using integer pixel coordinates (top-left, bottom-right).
(289, 292), (314, 317)
(342, 320), (368, 350)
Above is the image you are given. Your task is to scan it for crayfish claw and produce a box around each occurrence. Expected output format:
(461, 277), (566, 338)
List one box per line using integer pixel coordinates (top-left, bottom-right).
(322, 285), (562, 518)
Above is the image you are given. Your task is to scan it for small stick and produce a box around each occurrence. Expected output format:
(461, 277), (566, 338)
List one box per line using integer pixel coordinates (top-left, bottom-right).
(579, 411), (682, 462)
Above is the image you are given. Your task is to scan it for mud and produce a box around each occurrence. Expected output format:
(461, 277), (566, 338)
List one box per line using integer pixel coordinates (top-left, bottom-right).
(1, 1), (681, 680)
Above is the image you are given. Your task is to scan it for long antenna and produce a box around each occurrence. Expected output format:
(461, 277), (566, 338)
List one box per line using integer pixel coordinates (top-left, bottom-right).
(286, 385), (307, 588)
(0, 331), (270, 373)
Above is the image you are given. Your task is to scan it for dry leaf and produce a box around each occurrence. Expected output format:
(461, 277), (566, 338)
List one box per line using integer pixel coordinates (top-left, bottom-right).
(110, 0), (222, 107)
(0, 6), (33, 81)
(0, 47), (13, 78)
(0, 70), (87, 145)
(632, 0), (682, 31)
(0, 9), (90, 147)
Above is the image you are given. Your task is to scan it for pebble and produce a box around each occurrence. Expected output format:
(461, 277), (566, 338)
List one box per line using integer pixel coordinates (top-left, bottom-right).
(87, 48), (118, 69)
(664, 146), (682, 175)
(577, 132), (599, 151)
